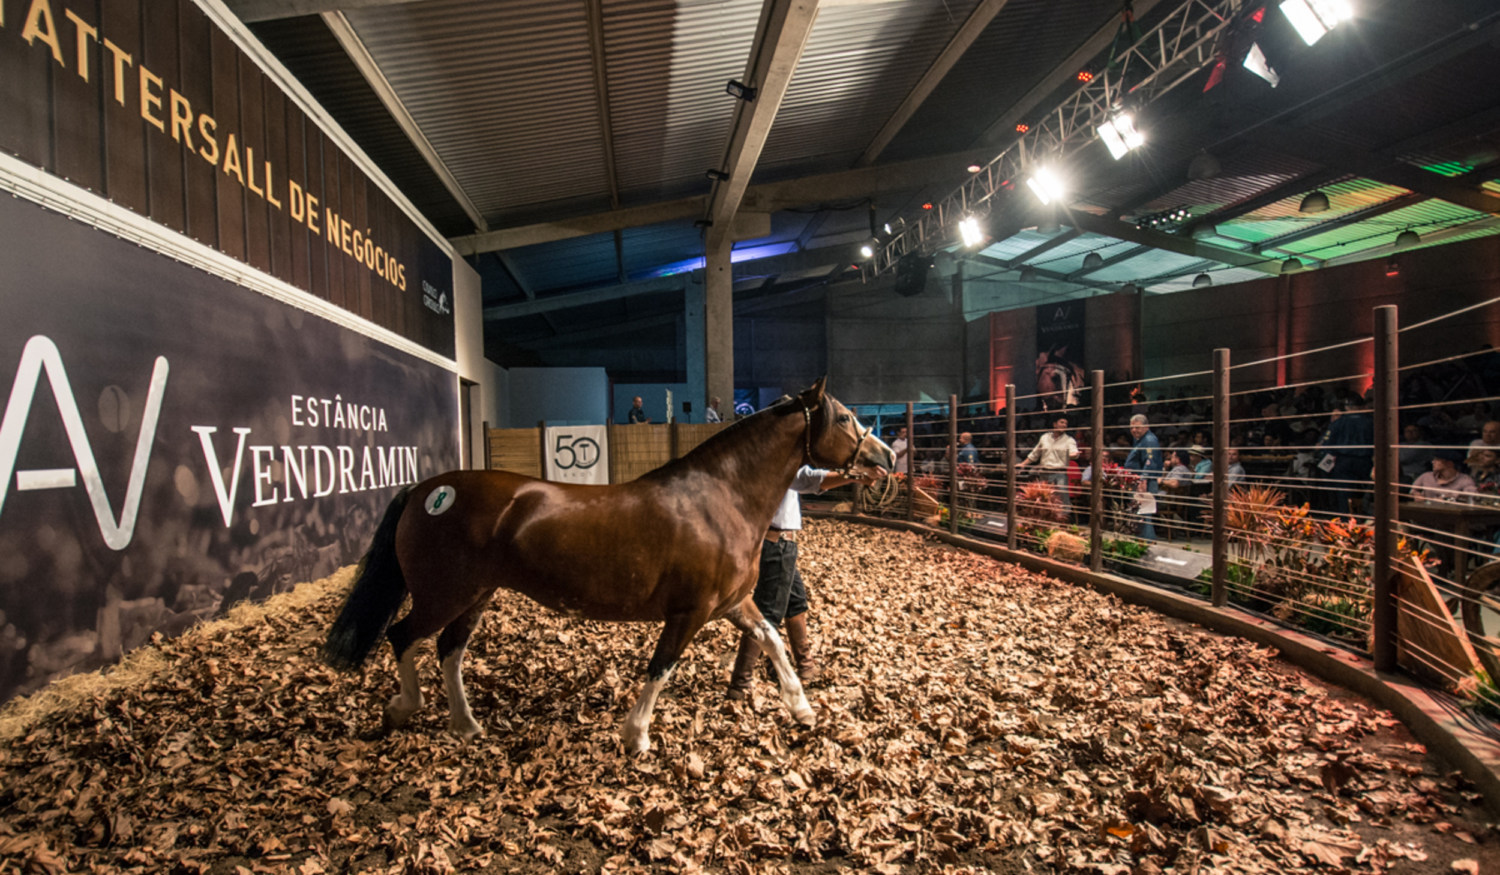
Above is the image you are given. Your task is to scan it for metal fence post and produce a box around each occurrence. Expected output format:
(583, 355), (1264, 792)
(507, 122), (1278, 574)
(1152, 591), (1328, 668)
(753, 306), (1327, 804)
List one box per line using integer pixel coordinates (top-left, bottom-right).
(1373, 305), (1399, 672)
(905, 402), (915, 522)
(948, 394), (959, 535)
(1211, 350), (1229, 607)
(1089, 370), (1105, 572)
(1005, 384), (1017, 550)
(481, 420), (491, 470)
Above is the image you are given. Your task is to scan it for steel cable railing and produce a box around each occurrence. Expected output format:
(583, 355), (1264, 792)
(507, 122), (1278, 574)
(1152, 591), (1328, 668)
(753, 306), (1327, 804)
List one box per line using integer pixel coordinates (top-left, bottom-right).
(811, 299), (1500, 722)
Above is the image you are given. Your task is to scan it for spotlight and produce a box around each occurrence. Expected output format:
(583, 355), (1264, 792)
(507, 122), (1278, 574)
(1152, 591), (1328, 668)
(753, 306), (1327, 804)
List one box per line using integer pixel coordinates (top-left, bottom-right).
(1282, 257), (1303, 273)
(1242, 42), (1280, 87)
(1098, 113), (1145, 160)
(1026, 166), (1066, 205)
(1280, 0), (1353, 46)
(725, 79), (757, 101)
(1082, 252), (1104, 270)
(959, 215), (985, 248)
(859, 242), (875, 259)
(705, 168), (730, 181)
(1077, 70), (1094, 83)
(1019, 266), (1038, 282)
(1193, 272), (1213, 288)
(1395, 229), (1421, 250)
(1136, 207), (1192, 231)
(1299, 190), (1330, 213)
(922, 202), (933, 211)
(1015, 123), (1030, 133)
(967, 164), (983, 173)
(1187, 150), (1222, 180)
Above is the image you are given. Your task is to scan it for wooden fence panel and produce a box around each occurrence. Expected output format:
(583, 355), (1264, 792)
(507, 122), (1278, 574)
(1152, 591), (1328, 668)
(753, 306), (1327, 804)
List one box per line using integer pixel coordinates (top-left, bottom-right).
(673, 423), (729, 458)
(487, 428), (542, 477)
(609, 424), (673, 483)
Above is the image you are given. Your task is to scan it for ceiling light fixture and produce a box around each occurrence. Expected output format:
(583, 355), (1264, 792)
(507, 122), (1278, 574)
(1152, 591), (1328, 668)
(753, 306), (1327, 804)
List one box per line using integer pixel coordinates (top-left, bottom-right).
(1082, 252), (1104, 270)
(724, 79), (757, 101)
(1098, 113), (1145, 160)
(1137, 207), (1191, 231)
(1019, 266), (1038, 283)
(1299, 190), (1330, 213)
(967, 164), (983, 173)
(1394, 229), (1421, 250)
(1193, 272), (1213, 288)
(1242, 42), (1280, 87)
(1282, 257), (1304, 273)
(1279, 0), (1354, 46)
(1026, 166), (1066, 205)
(959, 215), (985, 248)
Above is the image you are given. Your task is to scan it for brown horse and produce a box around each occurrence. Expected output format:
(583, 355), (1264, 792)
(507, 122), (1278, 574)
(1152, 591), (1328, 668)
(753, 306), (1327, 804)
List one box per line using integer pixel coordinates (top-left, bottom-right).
(322, 378), (893, 753)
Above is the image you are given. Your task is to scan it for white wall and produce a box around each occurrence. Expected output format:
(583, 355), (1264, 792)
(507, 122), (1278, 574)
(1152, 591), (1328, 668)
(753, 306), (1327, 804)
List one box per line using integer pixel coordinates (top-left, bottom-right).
(613, 382), (690, 424)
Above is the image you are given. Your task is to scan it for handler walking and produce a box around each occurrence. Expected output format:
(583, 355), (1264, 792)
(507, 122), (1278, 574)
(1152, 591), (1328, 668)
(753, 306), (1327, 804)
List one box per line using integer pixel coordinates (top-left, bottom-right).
(727, 465), (869, 698)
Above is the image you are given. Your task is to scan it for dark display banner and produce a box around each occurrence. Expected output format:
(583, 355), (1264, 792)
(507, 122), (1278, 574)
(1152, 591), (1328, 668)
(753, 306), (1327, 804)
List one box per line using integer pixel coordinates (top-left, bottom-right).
(0, 0), (454, 356)
(1035, 300), (1087, 411)
(0, 195), (459, 702)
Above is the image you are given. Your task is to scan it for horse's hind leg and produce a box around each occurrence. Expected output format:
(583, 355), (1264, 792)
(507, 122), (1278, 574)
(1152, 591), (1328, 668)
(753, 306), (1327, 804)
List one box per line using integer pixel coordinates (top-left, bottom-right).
(437, 598), (491, 740)
(384, 640), (424, 731)
(621, 611), (707, 755)
(725, 599), (814, 727)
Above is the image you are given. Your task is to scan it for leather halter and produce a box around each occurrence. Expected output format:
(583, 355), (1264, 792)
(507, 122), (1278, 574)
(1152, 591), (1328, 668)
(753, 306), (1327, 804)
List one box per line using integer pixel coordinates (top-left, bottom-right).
(801, 397), (868, 475)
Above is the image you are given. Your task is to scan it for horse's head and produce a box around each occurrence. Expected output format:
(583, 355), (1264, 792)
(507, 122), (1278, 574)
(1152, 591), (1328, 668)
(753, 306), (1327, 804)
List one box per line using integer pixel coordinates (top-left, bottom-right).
(797, 378), (895, 479)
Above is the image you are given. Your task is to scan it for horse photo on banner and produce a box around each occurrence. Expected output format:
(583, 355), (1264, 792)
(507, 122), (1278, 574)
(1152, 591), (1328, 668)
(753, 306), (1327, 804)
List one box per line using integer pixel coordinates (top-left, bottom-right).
(544, 426), (610, 485)
(1036, 301), (1087, 410)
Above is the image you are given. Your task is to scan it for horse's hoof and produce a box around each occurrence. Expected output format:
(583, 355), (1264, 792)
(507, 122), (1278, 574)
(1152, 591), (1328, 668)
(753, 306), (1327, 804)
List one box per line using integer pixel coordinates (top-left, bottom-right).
(622, 731), (651, 755)
(450, 720), (484, 741)
(794, 708), (816, 727)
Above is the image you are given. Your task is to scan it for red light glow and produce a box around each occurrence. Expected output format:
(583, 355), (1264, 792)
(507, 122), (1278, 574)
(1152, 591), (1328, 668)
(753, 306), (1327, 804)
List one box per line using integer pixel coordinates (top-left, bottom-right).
(1015, 123), (1030, 133)
(1077, 70), (1094, 82)
(922, 202), (933, 211)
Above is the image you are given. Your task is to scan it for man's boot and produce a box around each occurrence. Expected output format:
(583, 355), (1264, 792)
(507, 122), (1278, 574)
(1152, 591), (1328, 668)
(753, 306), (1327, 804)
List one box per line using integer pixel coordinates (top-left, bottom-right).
(725, 633), (760, 700)
(785, 613), (821, 685)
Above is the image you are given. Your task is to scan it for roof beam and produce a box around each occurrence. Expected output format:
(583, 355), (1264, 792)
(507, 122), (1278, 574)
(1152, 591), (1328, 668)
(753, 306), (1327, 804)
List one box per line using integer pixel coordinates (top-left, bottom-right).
(856, 0), (1014, 166)
(965, 252), (1120, 294)
(1064, 210), (1282, 275)
(705, 0), (822, 249)
(1251, 192), (1427, 253)
(1319, 217), (1500, 268)
(321, 13), (488, 232)
(584, 0), (622, 211)
(450, 149), (990, 255)
(1006, 228), (1081, 266)
(223, 0), (418, 23)
(484, 275), (688, 321)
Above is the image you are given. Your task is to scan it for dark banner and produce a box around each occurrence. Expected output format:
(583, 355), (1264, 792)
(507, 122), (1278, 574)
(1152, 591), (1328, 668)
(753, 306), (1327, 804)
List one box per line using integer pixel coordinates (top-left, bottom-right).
(0, 196), (459, 702)
(0, 0), (454, 356)
(1035, 300), (1087, 410)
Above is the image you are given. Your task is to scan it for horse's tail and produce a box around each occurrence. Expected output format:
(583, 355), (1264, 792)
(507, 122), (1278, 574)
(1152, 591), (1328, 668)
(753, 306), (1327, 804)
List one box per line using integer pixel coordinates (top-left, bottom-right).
(322, 486), (413, 671)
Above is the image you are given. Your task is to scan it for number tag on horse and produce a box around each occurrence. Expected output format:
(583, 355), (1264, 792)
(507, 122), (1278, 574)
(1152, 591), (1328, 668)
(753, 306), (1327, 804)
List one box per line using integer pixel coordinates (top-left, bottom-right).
(425, 485), (456, 515)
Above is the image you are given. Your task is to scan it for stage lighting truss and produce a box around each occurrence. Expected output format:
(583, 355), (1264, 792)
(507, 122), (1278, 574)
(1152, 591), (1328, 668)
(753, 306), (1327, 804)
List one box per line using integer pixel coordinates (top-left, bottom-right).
(867, 0), (1249, 278)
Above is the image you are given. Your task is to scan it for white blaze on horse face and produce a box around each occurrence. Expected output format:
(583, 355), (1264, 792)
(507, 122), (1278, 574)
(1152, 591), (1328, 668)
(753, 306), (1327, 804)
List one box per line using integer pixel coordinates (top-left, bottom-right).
(425, 485), (456, 515)
(621, 666), (674, 755)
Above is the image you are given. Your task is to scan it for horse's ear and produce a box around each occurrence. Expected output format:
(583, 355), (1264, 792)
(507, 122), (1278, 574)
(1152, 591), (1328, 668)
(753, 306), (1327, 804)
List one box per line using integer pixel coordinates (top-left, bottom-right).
(801, 376), (827, 404)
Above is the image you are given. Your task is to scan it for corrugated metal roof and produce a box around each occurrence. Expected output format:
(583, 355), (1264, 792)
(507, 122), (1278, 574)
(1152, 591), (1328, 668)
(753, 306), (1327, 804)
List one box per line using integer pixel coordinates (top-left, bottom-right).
(1279, 198), (1499, 260)
(1215, 178), (1407, 245)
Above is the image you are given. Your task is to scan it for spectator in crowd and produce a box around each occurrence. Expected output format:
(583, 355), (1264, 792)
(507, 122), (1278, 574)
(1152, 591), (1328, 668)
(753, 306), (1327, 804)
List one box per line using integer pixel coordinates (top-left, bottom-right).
(890, 426), (910, 475)
(957, 432), (980, 466)
(1470, 448), (1500, 495)
(1160, 450), (1195, 489)
(628, 395), (649, 424)
(1016, 415), (1078, 491)
(1411, 449), (1478, 502)
(1225, 447), (1246, 488)
(1467, 420), (1500, 464)
(1124, 414), (1164, 541)
(1399, 423), (1435, 483)
(1316, 399), (1374, 515)
(705, 396), (723, 423)
(1191, 445), (1212, 483)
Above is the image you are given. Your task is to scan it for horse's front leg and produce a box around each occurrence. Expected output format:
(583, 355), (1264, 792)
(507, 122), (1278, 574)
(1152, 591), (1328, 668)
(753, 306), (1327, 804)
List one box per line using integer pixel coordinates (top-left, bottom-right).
(725, 599), (815, 727)
(621, 611), (707, 754)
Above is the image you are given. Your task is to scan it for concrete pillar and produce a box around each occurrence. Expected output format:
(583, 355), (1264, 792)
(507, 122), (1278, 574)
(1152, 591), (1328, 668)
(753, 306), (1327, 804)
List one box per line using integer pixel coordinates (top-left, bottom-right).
(705, 239), (734, 414)
(684, 275), (707, 422)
